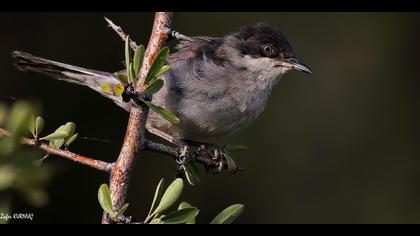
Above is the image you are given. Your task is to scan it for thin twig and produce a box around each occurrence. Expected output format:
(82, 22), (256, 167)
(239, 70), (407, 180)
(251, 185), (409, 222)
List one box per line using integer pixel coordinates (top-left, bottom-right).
(0, 128), (112, 172)
(144, 139), (178, 157)
(169, 30), (193, 42)
(104, 17), (138, 50)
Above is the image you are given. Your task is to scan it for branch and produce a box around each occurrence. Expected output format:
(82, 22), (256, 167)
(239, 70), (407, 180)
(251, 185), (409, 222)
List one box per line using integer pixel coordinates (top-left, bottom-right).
(104, 17), (138, 50)
(102, 12), (173, 224)
(0, 128), (112, 172)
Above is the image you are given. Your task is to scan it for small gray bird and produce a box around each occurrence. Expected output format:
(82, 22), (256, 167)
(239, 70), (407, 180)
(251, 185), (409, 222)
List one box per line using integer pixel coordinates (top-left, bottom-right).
(12, 23), (311, 145)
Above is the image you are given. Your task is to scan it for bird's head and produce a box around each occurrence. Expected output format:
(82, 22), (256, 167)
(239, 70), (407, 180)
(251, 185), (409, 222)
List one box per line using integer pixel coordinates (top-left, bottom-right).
(224, 23), (311, 81)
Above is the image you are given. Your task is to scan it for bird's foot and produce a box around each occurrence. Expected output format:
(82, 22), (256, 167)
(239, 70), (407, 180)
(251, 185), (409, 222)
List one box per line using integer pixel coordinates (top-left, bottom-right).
(177, 141), (241, 174)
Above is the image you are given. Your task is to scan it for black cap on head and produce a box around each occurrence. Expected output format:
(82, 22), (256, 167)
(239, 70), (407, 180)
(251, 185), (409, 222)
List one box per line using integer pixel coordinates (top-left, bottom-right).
(236, 23), (294, 59)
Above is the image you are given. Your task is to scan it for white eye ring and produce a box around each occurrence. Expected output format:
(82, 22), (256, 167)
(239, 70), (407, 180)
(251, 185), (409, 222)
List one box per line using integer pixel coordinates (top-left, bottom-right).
(262, 45), (273, 55)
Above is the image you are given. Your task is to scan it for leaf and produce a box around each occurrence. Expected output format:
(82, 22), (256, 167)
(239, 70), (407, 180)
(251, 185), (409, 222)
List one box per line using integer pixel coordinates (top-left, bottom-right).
(155, 65), (171, 78)
(144, 79), (164, 95)
(133, 44), (145, 75)
(184, 163), (200, 186)
(39, 132), (69, 141)
(178, 202), (192, 210)
(147, 178), (166, 217)
(29, 114), (35, 137)
(63, 122), (76, 137)
(225, 153), (238, 174)
(64, 133), (78, 147)
(128, 63), (136, 83)
(49, 139), (65, 149)
(161, 207), (199, 224)
(34, 154), (49, 166)
(151, 178), (184, 216)
(210, 204), (244, 224)
(101, 83), (113, 94)
(125, 35), (131, 71)
(225, 145), (248, 152)
(34, 116), (45, 138)
(98, 184), (114, 216)
(178, 202), (195, 224)
(6, 101), (32, 135)
(142, 100), (180, 124)
(115, 203), (129, 219)
(114, 72), (128, 84)
(113, 83), (125, 97)
(145, 47), (170, 84)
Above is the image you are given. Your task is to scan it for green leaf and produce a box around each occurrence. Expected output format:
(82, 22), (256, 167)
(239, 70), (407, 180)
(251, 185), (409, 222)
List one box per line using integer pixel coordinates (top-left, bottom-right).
(125, 35), (131, 71)
(39, 132), (69, 141)
(133, 44), (145, 75)
(142, 101), (180, 124)
(225, 145), (248, 152)
(64, 133), (78, 147)
(62, 122), (76, 137)
(145, 47), (170, 84)
(151, 178), (184, 216)
(34, 154), (49, 166)
(6, 101), (32, 135)
(29, 114), (35, 137)
(184, 163), (200, 186)
(210, 204), (244, 224)
(49, 139), (65, 149)
(155, 65), (171, 78)
(178, 202), (195, 224)
(161, 207), (199, 224)
(225, 153), (238, 174)
(128, 63), (135, 83)
(114, 72), (128, 84)
(144, 79), (164, 95)
(98, 184), (114, 216)
(34, 116), (45, 138)
(115, 203), (129, 219)
(178, 202), (192, 210)
(147, 178), (166, 217)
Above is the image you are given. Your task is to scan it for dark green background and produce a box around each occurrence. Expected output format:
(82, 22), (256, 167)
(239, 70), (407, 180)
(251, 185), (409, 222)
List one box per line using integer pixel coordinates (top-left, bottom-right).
(1, 12), (419, 223)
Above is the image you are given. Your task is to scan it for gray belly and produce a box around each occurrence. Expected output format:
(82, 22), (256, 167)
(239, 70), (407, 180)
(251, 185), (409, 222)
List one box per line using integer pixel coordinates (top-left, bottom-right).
(149, 86), (270, 140)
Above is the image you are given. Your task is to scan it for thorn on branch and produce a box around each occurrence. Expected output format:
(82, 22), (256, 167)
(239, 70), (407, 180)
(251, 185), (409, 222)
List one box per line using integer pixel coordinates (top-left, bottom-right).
(104, 17), (138, 50)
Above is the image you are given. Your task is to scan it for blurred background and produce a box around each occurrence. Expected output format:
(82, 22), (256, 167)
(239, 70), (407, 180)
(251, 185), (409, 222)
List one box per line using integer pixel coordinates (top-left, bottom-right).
(0, 12), (419, 223)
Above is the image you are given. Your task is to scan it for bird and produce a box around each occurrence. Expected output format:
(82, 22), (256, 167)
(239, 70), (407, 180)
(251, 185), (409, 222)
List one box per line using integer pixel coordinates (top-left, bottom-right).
(11, 22), (311, 147)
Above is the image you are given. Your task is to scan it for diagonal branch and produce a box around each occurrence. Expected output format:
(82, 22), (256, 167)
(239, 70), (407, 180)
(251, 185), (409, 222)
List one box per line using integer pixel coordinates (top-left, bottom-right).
(0, 128), (112, 172)
(104, 17), (138, 50)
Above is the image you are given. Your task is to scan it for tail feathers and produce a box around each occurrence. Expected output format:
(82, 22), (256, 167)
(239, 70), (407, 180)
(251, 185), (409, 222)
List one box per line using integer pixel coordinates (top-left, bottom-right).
(12, 51), (116, 87)
(11, 51), (129, 111)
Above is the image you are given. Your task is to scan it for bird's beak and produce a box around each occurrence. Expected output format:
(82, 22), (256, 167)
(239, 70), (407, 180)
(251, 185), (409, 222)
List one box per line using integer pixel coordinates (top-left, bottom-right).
(284, 58), (312, 74)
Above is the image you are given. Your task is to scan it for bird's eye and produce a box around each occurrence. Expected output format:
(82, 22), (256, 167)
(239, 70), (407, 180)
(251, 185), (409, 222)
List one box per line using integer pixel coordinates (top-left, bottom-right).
(262, 45), (273, 56)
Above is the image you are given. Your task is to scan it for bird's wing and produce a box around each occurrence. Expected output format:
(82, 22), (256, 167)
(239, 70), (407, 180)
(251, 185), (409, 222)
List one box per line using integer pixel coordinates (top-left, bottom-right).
(167, 36), (223, 65)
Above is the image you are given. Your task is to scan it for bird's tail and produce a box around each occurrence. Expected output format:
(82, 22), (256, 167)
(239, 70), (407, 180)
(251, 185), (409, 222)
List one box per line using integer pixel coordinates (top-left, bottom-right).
(11, 51), (128, 110)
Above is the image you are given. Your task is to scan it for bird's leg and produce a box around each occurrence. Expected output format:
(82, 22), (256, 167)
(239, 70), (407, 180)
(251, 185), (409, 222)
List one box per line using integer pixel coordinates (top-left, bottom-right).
(146, 128), (235, 174)
(182, 139), (229, 173)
